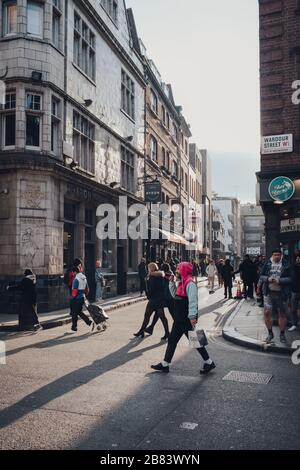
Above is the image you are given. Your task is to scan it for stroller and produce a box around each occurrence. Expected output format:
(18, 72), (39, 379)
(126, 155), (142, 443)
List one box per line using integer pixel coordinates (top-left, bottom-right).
(85, 299), (109, 332)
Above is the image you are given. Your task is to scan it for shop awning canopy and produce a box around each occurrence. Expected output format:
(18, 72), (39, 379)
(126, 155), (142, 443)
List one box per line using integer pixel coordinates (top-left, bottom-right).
(159, 229), (189, 246)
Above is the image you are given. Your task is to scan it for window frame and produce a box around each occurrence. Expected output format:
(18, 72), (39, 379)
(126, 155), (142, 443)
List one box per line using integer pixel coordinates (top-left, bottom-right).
(52, 0), (62, 50)
(121, 69), (135, 121)
(25, 92), (43, 150)
(73, 12), (96, 82)
(121, 146), (135, 193)
(1, 91), (16, 149)
(2, 0), (17, 37)
(72, 110), (95, 174)
(27, 1), (44, 39)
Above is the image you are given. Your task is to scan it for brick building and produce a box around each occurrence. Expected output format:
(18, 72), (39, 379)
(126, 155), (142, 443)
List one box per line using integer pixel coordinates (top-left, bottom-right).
(258, 0), (300, 258)
(0, 0), (145, 313)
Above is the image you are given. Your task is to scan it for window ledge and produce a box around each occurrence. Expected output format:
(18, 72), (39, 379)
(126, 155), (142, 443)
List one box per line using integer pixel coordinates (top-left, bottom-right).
(120, 108), (136, 124)
(72, 62), (96, 87)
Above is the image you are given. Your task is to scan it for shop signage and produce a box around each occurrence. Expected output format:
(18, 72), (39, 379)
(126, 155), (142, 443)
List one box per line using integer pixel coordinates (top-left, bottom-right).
(144, 181), (162, 203)
(280, 218), (300, 233)
(246, 247), (261, 255)
(66, 183), (92, 201)
(268, 176), (295, 202)
(261, 134), (293, 154)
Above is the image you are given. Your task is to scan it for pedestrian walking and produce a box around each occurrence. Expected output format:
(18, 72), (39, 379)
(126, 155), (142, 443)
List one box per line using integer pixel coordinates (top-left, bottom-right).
(192, 259), (200, 283)
(144, 263), (176, 335)
(95, 259), (105, 302)
(217, 259), (225, 288)
(206, 260), (217, 293)
(259, 249), (291, 343)
(133, 263), (169, 340)
(200, 260), (206, 277)
(288, 253), (300, 332)
(68, 266), (93, 334)
(138, 258), (147, 296)
(221, 259), (234, 299)
(151, 262), (216, 375)
(7, 269), (41, 331)
(235, 255), (256, 299)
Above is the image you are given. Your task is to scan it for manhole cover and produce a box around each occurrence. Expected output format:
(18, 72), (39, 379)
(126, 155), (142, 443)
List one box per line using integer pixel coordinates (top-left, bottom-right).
(222, 371), (273, 385)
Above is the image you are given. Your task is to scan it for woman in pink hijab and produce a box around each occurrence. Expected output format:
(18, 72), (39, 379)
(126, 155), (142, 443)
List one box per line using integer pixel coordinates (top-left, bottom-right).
(151, 262), (215, 375)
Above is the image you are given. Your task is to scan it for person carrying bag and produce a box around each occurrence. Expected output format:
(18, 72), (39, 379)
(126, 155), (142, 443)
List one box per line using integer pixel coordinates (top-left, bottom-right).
(151, 262), (216, 375)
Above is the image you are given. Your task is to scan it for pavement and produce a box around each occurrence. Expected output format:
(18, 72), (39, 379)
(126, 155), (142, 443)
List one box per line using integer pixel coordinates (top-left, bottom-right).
(223, 298), (300, 355)
(0, 283), (299, 451)
(0, 277), (208, 332)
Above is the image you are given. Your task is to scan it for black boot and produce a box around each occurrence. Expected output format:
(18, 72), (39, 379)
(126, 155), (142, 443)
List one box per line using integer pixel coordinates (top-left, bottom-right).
(133, 331), (145, 338)
(151, 363), (169, 373)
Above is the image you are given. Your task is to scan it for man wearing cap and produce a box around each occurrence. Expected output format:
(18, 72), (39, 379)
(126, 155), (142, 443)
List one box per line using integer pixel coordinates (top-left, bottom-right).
(259, 249), (291, 344)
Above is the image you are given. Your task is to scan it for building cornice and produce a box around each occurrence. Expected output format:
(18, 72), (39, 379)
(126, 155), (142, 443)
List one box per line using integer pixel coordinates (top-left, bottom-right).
(0, 153), (143, 204)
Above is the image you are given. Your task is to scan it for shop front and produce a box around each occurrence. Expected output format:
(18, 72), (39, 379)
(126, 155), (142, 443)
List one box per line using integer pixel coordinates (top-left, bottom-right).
(258, 175), (300, 261)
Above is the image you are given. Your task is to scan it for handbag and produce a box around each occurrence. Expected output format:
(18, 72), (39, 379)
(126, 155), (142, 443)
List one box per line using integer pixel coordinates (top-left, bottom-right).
(188, 329), (208, 349)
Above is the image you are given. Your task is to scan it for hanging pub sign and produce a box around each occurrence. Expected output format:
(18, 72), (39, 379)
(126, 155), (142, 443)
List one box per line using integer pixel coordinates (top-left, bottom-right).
(261, 134), (293, 154)
(144, 181), (162, 203)
(268, 176), (295, 203)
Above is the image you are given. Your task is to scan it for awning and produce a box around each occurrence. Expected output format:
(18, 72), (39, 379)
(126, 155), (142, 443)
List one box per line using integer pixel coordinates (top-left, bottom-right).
(160, 229), (189, 246)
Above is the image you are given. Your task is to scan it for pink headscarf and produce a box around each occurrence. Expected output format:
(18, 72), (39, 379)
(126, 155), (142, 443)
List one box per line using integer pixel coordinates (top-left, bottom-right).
(176, 262), (194, 297)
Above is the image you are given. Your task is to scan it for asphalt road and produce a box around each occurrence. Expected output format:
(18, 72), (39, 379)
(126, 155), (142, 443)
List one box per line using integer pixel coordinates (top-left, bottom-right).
(0, 284), (299, 450)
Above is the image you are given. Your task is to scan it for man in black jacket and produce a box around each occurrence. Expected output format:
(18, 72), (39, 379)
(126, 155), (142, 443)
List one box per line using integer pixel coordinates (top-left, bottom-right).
(288, 254), (300, 332)
(138, 258), (147, 296)
(235, 255), (256, 299)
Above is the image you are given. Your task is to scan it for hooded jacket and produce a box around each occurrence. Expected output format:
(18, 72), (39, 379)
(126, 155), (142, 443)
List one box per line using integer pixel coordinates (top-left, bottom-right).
(169, 262), (198, 320)
(71, 272), (89, 300)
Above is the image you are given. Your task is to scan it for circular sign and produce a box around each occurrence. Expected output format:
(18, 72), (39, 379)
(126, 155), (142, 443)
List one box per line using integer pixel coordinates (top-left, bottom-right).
(268, 176), (295, 202)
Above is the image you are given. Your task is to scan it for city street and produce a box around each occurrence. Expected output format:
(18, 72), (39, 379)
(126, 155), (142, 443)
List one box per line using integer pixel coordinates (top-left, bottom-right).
(0, 284), (299, 451)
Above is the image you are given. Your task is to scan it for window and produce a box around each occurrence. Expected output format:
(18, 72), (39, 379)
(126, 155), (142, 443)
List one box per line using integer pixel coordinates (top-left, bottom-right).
(150, 89), (158, 114)
(27, 1), (43, 38)
(100, 0), (118, 24)
(185, 140), (188, 155)
(162, 105), (166, 125)
(166, 112), (170, 129)
(121, 146), (135, 193)
(162, 147), (166, 167)
(166, 151), (170, 169)
(73, 111), (95, 173)
(26, 93), (42, 148)
(73, 12), (96, 80)
(121, 70), (135, 120)
(173, 161), (178, 178)
(2, 92), (16, 148)
(51, 96), (61, 155)
(2, 1), (17, 36)
(150, 135), (157, 161)
(52, 0), (62, 49)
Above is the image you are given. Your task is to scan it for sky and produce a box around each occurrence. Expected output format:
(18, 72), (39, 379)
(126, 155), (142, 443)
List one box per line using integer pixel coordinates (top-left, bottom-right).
(126, 0), (260, 203)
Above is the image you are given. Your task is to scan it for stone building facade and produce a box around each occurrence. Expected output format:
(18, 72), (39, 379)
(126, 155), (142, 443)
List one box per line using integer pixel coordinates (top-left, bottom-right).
(213, 197), (241, 268)
(258, 0), (300, 258)
(240, 204), (265, 257)
(0, 0), (145, 313)
(140, 41), (193, 261)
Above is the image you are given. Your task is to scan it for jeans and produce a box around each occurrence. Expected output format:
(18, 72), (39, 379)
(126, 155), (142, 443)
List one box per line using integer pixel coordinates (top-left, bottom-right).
(291, 292), (300, 326)
(95, 282), (103, 302)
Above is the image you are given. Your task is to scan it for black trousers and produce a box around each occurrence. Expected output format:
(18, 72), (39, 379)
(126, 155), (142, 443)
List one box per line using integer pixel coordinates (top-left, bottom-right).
(140, 278), (146, 295)
(224, 282), (232, 298)
(164, 298), (209, 364)
(149, 300), (175, 329)
(244, 281), (254, 298)
(139, 301), (169, 336)
(70, 299), (91, 331)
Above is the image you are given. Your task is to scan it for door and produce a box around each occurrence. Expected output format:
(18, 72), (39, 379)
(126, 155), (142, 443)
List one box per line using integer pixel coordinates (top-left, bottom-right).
(85, 244), (95, 301)
(117, 246), (127, 295)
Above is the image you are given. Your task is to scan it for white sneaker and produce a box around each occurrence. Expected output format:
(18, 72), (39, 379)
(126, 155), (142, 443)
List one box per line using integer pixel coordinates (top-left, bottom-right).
(66, 329), (77, 334)
(288, 325), (297, 332)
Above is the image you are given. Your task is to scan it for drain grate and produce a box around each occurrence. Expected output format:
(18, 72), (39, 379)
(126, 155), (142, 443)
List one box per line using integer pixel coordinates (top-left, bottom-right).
(223, 370), (273, 385)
